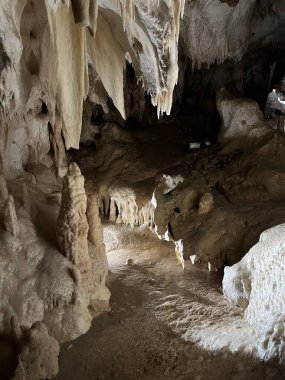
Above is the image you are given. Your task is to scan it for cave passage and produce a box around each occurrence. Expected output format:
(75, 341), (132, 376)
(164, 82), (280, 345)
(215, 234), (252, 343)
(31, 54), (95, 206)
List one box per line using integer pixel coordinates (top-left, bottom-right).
(1, 1), (285, 379)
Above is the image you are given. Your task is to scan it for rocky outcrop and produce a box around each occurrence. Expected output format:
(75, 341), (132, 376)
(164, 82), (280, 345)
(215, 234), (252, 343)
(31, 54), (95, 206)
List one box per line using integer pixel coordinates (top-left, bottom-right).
(223, 223), (285, 362)
(217, 89), (269, 150)
(13, 321), (59, 380)
(0, 164), (109, 345)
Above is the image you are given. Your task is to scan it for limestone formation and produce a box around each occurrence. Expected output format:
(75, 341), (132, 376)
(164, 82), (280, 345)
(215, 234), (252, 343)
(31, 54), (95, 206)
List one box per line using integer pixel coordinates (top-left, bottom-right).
(109, 199), (117, 223)
(223, 224), (285, 362)
(22, 183), (31, 216)
(0, 0), (284, 376)
(87, 193), (105, 254)
(10, 316), (22, 342)
(43, 304), (93, 344)
(0, 1), (283, 177)
(198, 193), (214, 215)
(217, 89), (269, 148)
(13, 322), (60, 380)
(3, 195), (19, 236)
(56, 163), (110, 328)
(0, 174), (8, 201)
(56, 162), (92, 272)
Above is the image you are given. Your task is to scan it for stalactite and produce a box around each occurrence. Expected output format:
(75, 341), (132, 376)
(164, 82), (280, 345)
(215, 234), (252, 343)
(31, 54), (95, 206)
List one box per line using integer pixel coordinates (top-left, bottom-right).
(71, 0), (90, 26)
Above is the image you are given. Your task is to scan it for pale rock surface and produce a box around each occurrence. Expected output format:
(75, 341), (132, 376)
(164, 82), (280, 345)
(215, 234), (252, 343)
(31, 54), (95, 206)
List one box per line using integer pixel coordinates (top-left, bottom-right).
(0, 212), (74, 332)
(43, 304), (93, 344)
(217, 89), (269, 148)
(223, 223), (285, 361)
(0, 174), (109, 345)
(0, 0), (283, 179)
(3, 194), (19, 236)
(198, 192), (214, 215)
(54, 162), (110, 341)
(182, 0), (285, 68)
(13, 321), (59, 380)
(108, 185), (155, 228)
(266, 77), (285, 119)
(162, 174), (184, 195)
(0, 0), (186, 179)
(56, 162), (92, 272)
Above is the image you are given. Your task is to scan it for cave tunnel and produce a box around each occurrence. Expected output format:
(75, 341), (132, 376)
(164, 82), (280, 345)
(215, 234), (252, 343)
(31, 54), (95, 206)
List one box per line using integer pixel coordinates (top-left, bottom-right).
(0, 1), (285, 379)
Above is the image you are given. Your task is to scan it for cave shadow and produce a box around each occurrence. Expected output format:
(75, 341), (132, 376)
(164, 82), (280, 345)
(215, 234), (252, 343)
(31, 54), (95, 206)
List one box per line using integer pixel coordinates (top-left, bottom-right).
(0, 333), (18, 380)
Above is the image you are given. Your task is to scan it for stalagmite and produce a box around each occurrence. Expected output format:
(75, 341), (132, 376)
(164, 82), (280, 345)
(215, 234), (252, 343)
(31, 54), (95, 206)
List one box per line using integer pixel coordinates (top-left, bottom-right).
(13, 322), (60, 380)
(109, 199), (117, 222)
(56, 162), (92, 272)
(86, 192), (109, 288)
(3, 194), (19, 236)
(87, 193), (104, 252)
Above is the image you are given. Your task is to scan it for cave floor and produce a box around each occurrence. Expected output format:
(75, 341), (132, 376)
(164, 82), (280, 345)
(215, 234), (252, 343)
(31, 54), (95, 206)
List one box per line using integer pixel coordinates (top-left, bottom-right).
(55, 225), (285, 380)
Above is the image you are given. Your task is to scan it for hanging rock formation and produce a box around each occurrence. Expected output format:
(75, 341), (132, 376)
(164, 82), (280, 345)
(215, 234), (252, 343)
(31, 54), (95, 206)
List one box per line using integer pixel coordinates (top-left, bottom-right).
(0, 0), (283, 178)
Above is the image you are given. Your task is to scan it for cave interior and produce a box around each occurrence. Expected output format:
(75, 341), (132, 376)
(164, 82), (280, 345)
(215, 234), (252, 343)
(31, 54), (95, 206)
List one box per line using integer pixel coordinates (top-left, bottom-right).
(0, 1), (285, 379)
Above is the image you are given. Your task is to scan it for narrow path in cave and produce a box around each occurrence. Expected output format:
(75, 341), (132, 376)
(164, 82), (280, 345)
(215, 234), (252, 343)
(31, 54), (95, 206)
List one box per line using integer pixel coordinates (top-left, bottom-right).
(56, 226), (285, 380)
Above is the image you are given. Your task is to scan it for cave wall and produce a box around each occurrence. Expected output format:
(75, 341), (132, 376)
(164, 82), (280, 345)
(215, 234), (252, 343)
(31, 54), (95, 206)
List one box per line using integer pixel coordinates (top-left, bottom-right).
(0, 0), (284, 179)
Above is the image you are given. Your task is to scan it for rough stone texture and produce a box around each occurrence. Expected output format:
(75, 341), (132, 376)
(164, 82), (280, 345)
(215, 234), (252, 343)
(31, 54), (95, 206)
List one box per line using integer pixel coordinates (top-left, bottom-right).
(87, 193), (107, 263)
(52, 162), (110, 341)
(13, 322), (59, 380)
(56, 163), (92, 272)
(0, 0), (283, 179)
(3, 195), (19, 236)
(198, 193), (214, 215)
(43, 304), (93, 344)
(0, 0), (284, 374)
(0, 211), (74, 333)
(0, 173), (109, 345)
(220, 0), (240, 5)
(0, 174), (8, 201)
(223, 223), (285, 362)
(217, 89), (269, 149)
